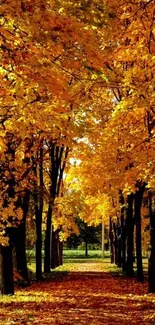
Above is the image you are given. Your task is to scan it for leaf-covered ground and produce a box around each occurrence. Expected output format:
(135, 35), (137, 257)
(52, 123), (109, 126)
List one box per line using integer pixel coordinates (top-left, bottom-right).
(0, 259), (155, 325)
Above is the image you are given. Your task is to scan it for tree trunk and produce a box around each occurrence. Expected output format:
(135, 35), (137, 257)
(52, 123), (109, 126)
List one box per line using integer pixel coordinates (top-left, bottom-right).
(126, 193), (134, 277)
(148, 192), (155, 292)
(135, 182), (145, 282)
(44, 144), (58, 273)
(44, 144), (68, 273)
(36, 214), (42, 280)
(121, 201), (126, 272)
(51, 229), (59, 269)
(14, 138), (33, 282)
(35, 145), (44, 281)
(117, 218), (122, 267)
(0, 138), (14, 294)
(119, 192), (126, 271)
(14, 223), (28, 281)
(113, 222), (118, 265)
(0, 242), (14, 295)
(44, 204), (52, 273)
(85, 240), (88, 257)
(109, 217), (114, 263)
(59, 240), (63, 266)
(14, 190), (30, 282)
(50, 145), (63, 268)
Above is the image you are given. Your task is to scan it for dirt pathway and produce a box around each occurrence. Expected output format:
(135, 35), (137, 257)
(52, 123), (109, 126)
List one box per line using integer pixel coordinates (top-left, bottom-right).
(0, 260), (155, 325)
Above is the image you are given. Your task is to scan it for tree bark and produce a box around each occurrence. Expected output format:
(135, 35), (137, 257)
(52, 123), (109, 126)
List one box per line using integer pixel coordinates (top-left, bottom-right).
(0, 242), (14, 295)
(0, 137), (15, 295)
(44, 143), (68, 273)
(51, 229), (59, 269)
(14, 138), (33, 282)
(59, 240), (63, 266)
(50, 145), (68, 268)
(44, 204), (52, 273)
(126, 193), (134, 277)
(135, 182), (145, 282)
(14, 190), (30, 282)
(113, 222), (118, 265)
(44, 143), (58, 273)
(120, 194), (126, 272)
(109, 217), (114, 263)
(35, 145), (44, 281)
(85, 240), (88, 257)
(117, 218), (122, 267)
(14, 223), (28, 281)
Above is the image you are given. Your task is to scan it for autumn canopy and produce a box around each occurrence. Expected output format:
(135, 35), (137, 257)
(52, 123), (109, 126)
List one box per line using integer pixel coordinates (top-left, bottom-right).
(0, 0), (155, 295)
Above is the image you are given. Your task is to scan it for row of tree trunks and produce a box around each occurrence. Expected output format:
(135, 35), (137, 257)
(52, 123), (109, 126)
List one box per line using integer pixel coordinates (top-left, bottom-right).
(44, 143), (68, 273)
(109, 216), (126, 268)
(109, 183), (145, 283)
(0, 140), (67, 294)
(35, 141), (66, 275)
(109, 193), (127, 268)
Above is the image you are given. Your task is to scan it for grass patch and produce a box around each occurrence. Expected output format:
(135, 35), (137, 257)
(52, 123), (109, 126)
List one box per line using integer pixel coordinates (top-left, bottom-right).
(27, 263), (68, 282)
(106, 263), (123, 276)
(63, 249), (110, 259)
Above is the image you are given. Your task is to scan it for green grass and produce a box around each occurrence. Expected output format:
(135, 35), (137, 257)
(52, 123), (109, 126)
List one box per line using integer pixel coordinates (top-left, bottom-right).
(27, 249), (110, 264)
(63, 249), (110, 259)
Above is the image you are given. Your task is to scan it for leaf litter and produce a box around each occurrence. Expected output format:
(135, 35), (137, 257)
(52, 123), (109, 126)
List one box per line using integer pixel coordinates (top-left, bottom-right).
(0, 260), (155, 325)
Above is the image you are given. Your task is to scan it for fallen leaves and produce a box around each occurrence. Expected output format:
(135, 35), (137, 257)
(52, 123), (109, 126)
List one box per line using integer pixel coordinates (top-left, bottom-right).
(0, 260), (155, 324)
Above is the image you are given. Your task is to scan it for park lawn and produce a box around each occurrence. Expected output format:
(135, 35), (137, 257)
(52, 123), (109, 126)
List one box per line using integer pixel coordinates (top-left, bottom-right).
(63, 249), (106, 258)
(27, 249), (109, 273)
(0, 258), (155, 325)
(26, 249), (109, 261)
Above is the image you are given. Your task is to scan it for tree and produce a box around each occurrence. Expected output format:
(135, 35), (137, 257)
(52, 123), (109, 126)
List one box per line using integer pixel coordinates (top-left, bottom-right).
(0, 0), (106, 293)
(76, 218), (101, 257)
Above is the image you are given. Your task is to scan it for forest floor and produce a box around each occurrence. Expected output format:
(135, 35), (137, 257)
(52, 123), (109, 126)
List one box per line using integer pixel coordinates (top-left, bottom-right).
(0, 258), (155, 325)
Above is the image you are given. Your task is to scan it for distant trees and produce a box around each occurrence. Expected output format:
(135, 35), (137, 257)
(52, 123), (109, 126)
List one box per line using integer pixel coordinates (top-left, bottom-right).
(66, 219), (102, 257)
